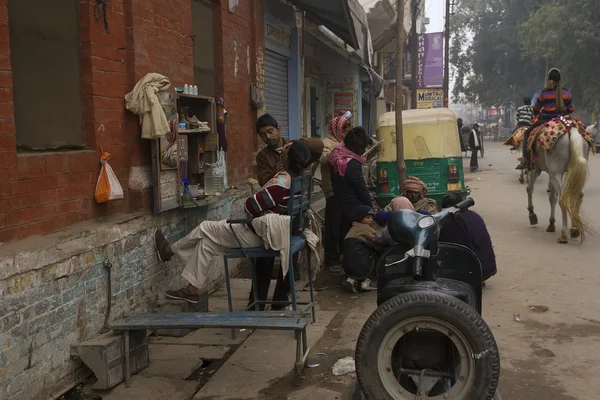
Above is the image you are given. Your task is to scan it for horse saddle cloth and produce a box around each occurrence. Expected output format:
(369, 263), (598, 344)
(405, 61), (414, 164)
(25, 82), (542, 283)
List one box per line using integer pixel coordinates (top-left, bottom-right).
(527, 116), (591, 153)
(504, 126), (527, 147)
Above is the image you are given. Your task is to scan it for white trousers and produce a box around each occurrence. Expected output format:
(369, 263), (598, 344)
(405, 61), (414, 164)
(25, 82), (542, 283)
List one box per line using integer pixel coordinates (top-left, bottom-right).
(173, 220), (264, 288)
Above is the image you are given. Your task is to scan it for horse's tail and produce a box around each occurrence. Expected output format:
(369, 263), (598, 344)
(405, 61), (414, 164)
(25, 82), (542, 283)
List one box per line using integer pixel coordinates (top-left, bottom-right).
(560, 128), (591, 243)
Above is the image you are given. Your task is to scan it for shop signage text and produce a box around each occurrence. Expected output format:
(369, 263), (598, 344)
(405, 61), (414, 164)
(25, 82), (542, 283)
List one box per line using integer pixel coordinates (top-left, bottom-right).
(417, 89), (444, 109)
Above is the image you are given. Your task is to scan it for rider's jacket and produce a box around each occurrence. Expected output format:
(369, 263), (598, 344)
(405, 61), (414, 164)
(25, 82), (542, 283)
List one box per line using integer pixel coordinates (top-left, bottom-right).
(533, 88), (575, 119)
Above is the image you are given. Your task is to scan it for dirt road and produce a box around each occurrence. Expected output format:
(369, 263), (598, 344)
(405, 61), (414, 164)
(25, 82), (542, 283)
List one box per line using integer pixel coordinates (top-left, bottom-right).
(266, 141), (600, 400)
(469, 141), (600, 399)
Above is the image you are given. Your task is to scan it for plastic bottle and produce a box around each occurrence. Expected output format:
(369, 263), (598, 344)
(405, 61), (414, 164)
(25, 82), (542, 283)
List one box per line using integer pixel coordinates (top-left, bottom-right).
(181, 178), (194, 207)
(183, 84), (189, 94)
(204, 164), (224, 195)
(193, 85), (198, 95)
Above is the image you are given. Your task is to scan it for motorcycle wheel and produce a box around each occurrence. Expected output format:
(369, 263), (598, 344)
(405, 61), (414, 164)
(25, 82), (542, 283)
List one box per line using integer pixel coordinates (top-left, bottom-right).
(355, 291), (500, 400)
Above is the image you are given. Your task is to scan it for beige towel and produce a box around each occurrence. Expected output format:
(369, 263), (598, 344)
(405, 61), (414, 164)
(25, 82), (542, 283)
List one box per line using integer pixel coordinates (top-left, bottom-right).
(125, 73), (171, 139)
(251, 214), (292, 276)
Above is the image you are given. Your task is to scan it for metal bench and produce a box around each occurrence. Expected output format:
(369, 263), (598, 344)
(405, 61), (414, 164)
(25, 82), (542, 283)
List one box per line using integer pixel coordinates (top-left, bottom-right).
(110, 311), (310, 386)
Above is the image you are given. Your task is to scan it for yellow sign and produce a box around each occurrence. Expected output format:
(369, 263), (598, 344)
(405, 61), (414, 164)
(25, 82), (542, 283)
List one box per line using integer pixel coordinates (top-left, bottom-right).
(447, 183), (462, 191)
(417, 89), (444, 109)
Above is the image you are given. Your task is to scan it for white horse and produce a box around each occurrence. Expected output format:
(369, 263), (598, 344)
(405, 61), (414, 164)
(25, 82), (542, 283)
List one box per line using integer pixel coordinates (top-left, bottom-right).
(527, 125), (591, 243)
(516, 141), (529, 184)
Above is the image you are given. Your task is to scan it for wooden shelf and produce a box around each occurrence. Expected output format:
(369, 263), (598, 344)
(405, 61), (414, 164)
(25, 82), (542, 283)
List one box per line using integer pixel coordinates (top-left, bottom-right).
(176, 93), (214, 101)
(179, 129), (212, 134)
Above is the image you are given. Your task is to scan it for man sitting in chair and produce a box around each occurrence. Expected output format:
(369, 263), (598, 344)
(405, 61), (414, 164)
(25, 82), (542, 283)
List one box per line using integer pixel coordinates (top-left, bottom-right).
(153, 141), (314, 304)
(253, 114), (323, 310)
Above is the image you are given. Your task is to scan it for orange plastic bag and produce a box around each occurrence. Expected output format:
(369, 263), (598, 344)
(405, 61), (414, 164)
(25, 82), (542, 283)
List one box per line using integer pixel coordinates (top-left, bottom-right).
(95, 152), (124, 203)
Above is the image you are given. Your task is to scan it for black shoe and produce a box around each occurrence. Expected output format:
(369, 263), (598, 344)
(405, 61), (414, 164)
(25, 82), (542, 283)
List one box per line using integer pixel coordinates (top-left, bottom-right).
(166, 288), (199, 304)
(154, 228), (174, 262)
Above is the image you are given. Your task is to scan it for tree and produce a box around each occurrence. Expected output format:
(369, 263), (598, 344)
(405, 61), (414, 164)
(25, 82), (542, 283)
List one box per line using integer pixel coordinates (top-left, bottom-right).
(520, 0), (600, 112)
(449, 0), (600, 111)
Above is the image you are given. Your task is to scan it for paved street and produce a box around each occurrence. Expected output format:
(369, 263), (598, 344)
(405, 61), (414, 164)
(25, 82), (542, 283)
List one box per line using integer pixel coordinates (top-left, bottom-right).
(89, 141), (600, 400)
(467, 141), (600, 399)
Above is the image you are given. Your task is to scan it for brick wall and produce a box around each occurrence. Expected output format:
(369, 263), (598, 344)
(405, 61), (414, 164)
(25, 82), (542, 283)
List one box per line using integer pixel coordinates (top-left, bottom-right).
(0, 0), (265, 243)
(0, 189), (251, 400)
(216, 0), (265, 184)
(0, 1), (268, 398)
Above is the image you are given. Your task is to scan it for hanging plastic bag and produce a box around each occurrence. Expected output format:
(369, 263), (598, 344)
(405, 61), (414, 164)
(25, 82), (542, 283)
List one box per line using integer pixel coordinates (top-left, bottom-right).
(95, 151), (124, 203)
(218, 149), (228, 189)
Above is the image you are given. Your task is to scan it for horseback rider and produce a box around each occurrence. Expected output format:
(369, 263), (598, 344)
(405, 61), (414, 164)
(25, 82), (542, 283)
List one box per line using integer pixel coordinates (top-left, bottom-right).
(517, 68), (575, 169)
(508, 97), (534, 150)
(517, 96), (534, 128)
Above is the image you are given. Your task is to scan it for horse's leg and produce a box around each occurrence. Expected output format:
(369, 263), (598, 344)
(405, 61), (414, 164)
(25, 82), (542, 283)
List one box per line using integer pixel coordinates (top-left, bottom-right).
(547, 173), (562, 234)
(527, 168), (541, 225)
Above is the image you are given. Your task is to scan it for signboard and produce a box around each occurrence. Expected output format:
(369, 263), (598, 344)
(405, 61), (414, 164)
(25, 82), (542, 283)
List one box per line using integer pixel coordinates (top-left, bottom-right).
(328, 85), (357, 122)
(417, 89), (444, 109)
(266, 24), (292, 50)
(417, 33), (444, 89)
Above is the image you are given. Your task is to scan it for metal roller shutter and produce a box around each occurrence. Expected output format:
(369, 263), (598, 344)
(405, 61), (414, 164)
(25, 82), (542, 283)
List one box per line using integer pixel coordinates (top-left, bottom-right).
(264, 50), (290, 139)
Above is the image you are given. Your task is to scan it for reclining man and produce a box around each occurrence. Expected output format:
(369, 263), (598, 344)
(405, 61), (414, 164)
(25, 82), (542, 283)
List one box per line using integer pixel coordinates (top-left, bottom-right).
(154, 140), (316, 304)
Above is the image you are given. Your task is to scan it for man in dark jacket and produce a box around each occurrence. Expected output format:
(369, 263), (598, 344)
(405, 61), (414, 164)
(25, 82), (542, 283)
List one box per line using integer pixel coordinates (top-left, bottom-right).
(439, 193), (497, 282)
(468, 124), (481, 173)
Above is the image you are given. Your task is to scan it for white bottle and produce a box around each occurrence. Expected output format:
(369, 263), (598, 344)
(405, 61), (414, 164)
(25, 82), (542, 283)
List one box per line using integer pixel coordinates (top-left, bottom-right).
(193, 85), (198, 95)
(184, 84), (189, 94)
(204, 164), (224, 195)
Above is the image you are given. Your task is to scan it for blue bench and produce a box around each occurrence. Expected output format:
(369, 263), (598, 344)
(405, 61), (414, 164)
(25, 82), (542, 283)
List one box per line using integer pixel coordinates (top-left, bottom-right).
(110, 311), (311, 386)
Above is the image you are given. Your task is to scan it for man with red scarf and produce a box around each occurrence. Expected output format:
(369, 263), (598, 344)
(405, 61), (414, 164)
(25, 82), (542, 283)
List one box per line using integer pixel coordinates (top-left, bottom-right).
(328, 126), (374, 223)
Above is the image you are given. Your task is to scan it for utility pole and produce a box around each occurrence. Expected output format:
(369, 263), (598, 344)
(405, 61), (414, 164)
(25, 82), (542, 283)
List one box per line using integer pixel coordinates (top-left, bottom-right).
(396, 0), (407, 184)
(443, 0), (451, 107)
(410, 0), (419, 110)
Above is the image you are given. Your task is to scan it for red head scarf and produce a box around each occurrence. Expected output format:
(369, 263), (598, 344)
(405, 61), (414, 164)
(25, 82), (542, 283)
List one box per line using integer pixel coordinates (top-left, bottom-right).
(329, 112), (352, 142)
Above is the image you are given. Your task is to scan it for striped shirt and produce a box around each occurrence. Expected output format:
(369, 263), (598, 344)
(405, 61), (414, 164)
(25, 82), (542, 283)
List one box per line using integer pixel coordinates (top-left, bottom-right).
(516, 105), (534, 126)
(244, 173), (293, 217)
(533, 88), (575, 119)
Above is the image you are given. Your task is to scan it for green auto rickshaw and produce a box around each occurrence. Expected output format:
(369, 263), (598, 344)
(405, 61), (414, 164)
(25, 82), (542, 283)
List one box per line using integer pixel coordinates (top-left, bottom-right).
(375, 108), (469, 207)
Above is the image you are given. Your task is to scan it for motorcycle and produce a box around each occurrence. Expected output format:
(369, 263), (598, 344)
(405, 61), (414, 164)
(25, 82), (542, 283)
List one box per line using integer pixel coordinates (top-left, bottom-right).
(353, 198), (501, 400)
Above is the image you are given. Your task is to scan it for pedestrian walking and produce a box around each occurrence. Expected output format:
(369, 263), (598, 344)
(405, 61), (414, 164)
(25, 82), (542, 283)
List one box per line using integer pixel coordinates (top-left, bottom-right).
(469, 123), (481, 172)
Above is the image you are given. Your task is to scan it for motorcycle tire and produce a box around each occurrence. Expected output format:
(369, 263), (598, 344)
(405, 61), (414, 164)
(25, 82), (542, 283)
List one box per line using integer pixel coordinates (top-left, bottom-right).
(355, 291), (500, 400)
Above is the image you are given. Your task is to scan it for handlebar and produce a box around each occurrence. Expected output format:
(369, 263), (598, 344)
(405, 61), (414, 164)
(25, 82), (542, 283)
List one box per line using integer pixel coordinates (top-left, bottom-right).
(431, 196), (475, 224)
(455, 197), (475, 212)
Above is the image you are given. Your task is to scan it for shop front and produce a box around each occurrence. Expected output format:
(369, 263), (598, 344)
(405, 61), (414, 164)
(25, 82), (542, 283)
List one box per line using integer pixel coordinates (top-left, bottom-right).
(264, 0), (302, 140)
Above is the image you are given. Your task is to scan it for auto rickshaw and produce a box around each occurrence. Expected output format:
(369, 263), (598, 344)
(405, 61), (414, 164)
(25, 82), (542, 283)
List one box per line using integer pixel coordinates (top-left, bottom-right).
(375, 108), (469, 207)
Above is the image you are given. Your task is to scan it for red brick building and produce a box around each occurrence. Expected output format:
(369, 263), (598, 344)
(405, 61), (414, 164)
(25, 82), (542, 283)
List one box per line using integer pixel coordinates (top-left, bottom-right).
(0, 0), (264, 243)
(0, 2), (374, 398)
